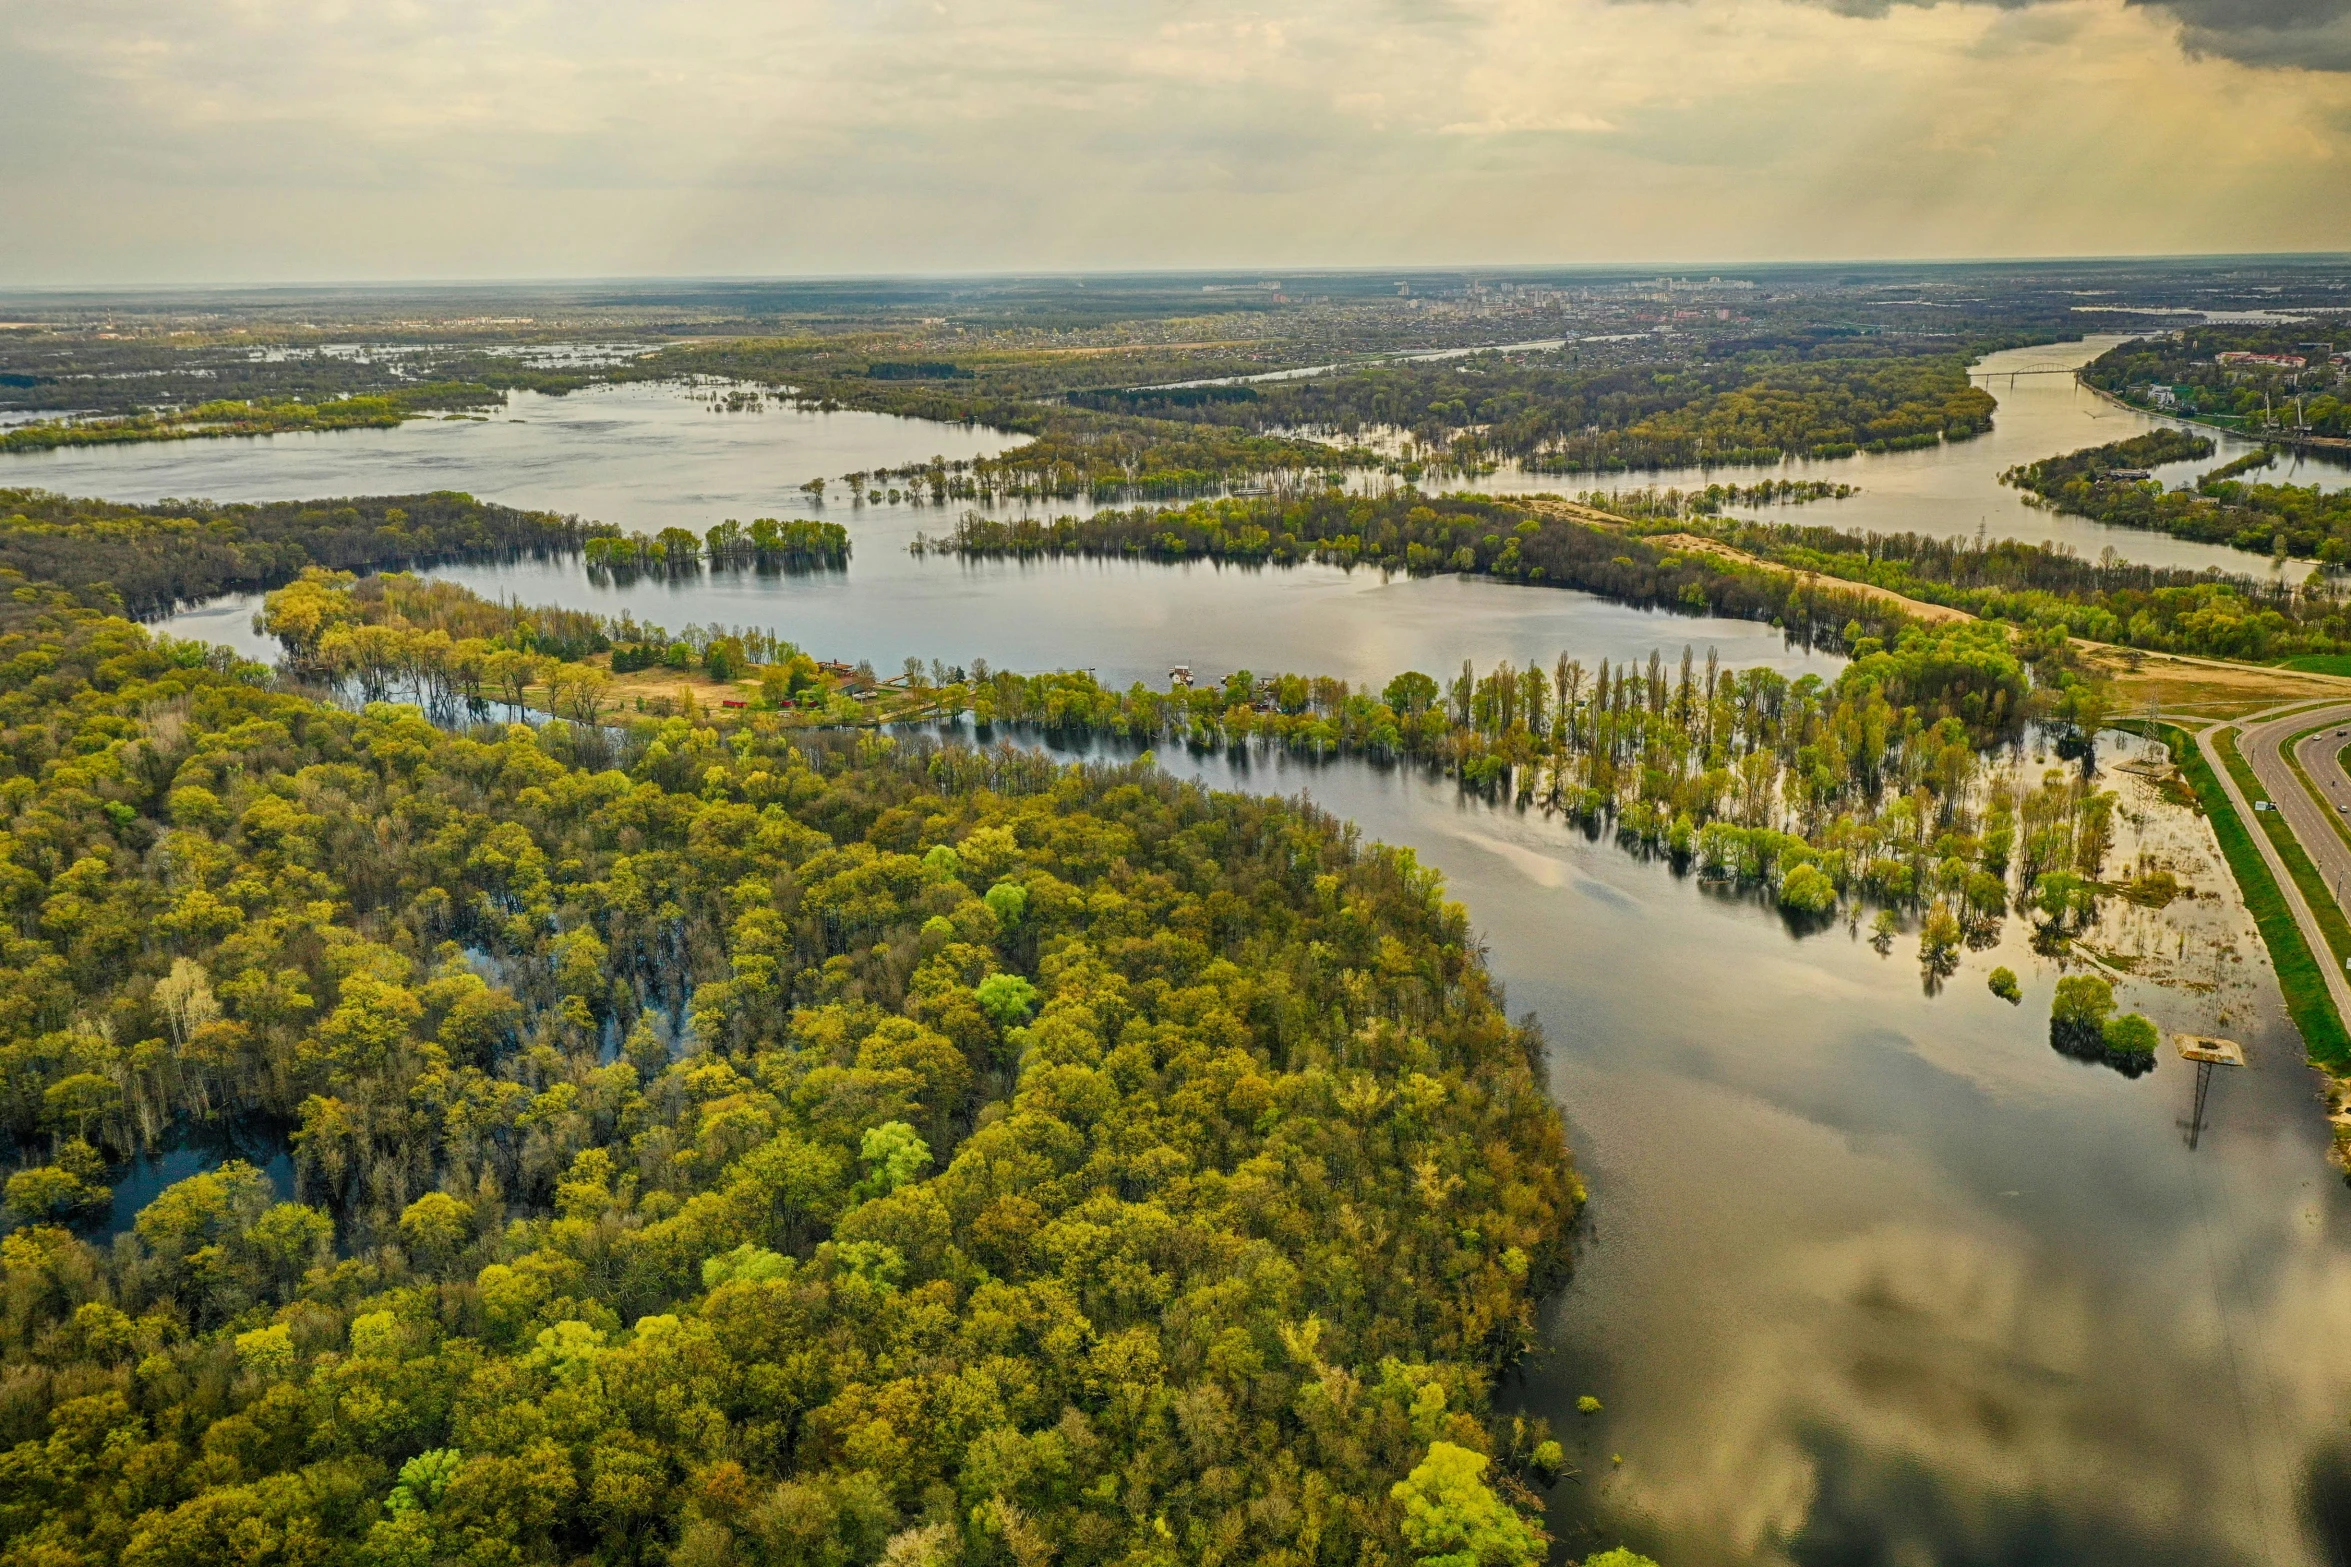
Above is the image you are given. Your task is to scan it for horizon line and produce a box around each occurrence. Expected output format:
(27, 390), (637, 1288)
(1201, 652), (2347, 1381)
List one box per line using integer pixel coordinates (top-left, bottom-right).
(5, 251), (2351, 300)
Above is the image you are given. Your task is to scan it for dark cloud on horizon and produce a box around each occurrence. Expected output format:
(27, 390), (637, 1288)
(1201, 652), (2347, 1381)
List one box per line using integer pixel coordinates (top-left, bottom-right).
(2146, 0), (2351, 69)
(1793, 0), (2351, 70)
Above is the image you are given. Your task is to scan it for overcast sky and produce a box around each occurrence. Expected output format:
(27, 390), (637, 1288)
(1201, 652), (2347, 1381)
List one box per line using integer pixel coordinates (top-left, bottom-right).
(4, 0), (2348, 285)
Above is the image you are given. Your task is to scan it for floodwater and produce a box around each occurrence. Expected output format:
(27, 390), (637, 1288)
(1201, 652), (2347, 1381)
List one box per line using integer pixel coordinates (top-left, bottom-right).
(1022, 728), (2351, 1567)
(106, 344), (2351, 1564)
(9, 372), (1836, 689)
(0, 378), (1022, 531)
(99, 1127), (294, 1240)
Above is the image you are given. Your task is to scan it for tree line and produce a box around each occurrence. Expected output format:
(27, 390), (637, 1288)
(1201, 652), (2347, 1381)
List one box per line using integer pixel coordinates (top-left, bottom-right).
(954, 624), (2120, 947)
(1065, 351), (1997, 475)
(1573, 480), (1856, 519)
(261, 572), (935, 730)
(1552, 488), (2351, 663)
(0, 334), (608, 425)
(584, 519), (851, 578)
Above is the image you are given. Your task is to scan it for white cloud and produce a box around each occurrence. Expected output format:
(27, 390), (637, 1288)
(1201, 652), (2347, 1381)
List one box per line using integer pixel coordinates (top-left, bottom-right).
(0, 0), (2346, 282)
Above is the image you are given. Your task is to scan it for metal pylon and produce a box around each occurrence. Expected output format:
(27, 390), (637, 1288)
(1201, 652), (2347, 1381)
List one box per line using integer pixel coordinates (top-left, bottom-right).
(2189, 1057), (2215, 1150)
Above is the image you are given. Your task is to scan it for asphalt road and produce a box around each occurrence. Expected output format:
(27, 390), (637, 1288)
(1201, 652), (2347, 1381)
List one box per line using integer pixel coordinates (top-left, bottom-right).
(2218, 703), (2351, 1024)
(2291, 717), (2351, 907)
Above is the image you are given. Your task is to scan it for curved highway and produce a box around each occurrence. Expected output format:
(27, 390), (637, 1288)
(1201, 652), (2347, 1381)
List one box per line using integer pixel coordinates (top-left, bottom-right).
(2212, 703), (2351, 1029)
(2290, 716), (2351, 904)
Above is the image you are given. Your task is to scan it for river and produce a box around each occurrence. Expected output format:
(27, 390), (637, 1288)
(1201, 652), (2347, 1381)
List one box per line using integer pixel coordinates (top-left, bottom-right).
(1439, 336), (2351, 576)
(71, 337), (2351, 1564)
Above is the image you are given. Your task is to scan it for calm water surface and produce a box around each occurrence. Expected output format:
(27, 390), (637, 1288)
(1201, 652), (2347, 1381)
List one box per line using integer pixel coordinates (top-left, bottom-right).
(24, 375), (1842, 688)
(1024, 732), (2351, 1567)
(0, 379), (1021, 527)
(115, 348), (2351, 1564)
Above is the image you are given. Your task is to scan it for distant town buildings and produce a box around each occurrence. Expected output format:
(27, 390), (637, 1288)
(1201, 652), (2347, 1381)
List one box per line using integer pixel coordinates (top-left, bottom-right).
(2149, 385), (2179, 409)
(2217, 351), (2308, 370)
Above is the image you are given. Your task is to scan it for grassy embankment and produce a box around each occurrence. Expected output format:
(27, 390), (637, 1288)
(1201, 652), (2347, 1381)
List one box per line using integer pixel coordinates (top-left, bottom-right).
(2139, 718), (2351, 1064)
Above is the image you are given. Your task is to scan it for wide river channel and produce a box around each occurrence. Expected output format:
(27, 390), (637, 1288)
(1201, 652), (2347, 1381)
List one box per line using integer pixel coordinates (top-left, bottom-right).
(15, 339), (2351, 1564)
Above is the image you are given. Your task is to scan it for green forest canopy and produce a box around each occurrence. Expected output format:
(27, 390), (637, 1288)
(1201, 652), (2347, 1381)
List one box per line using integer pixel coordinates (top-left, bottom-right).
(0, 580), (1579, 1567)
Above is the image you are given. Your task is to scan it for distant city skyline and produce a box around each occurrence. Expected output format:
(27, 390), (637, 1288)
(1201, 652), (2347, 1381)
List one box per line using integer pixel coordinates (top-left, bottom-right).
(4, 0), (2348, 285)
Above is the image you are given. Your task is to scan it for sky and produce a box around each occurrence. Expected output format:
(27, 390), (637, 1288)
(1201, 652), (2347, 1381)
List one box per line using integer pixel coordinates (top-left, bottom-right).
(3, 0), (2349, 285)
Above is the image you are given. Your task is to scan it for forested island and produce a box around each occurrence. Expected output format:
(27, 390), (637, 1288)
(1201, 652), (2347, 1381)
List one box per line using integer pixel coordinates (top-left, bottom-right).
(0, 388), (511, 455)
(0, 561), (1583, 1567)
(0, 490), (608, 618)
(920, 471), (2351, 665)
(585, 518), (852, 578)
(2001, 432), (2351, 562)
(921, 491), (1920, 644)
(940, 620), (2125, 950)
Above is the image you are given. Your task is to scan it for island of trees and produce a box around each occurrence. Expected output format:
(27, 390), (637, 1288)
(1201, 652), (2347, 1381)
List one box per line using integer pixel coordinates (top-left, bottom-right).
(0, 489), (608, 618)
(928, 477), (2351, 665)
(0, 387), (519, 454)
(2002, 432), (2351, 564)
(1075, 351), (1997, 474)
(922, 490), (1923, 652)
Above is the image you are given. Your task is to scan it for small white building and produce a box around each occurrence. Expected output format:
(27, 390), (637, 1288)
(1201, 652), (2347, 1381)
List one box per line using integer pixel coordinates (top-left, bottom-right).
(2149, 385), (2179, 410)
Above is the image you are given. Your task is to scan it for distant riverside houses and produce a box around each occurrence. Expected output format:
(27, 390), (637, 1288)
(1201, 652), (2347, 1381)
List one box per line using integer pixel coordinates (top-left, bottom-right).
(2217, 351), (2309, 370)
(2150, 385), (2179, 409)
